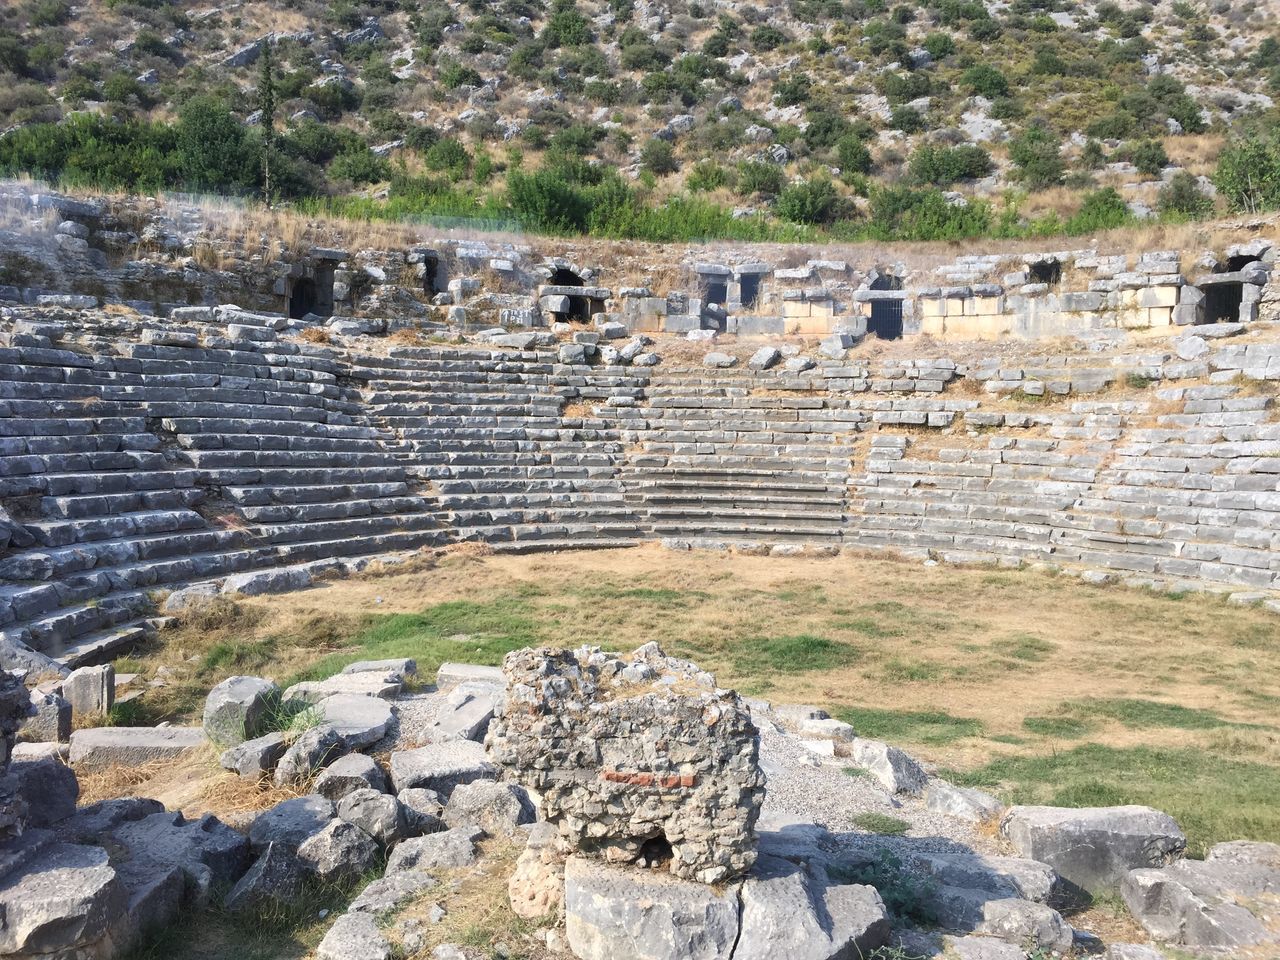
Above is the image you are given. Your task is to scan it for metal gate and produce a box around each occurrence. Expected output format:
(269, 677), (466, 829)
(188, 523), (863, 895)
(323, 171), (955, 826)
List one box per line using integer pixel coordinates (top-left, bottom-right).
(868, 298), (903, 340)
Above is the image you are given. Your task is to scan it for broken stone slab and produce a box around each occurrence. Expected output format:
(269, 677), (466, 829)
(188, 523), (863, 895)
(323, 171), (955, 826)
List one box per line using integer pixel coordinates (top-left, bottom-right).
(349, 871), (437, 915)
(223, 842), (305, 913)
(249, 795), (336, 853)
(57, 797), (164, 844)
(435, 662), (503, 690)
(283, 673), (402, 704)
(314, 753), (388, 801)
(846, 738), (928, 795)
(703, 351), (737, 368)
(220, 567), (312, 597)
(927, 884), (1074, 952)
(19, 690), (70, 743)
(388, 741), (496, 798)
(338, 788), (406, 847)
(924, 780), (1005, 822)
(62, 664), (114, 718)
(564, 856), (740, 960)
(397, 788), (445, 836)
(913, 851), (1059, 903)
(110, 810), (250, 904)
(160, 582), (220, 614)
(1121, 851), (1280, 950)
(317, 911), (393, 960)
(385, 826), (483, 873)
(315, 693), (393, 750)
(273, 724), (348, 787)
(296, 819), (380, 884)
(220, 732), (288, 779)
(734, 854), (891, 960)
(431, 681), (499, 742)
(342, 658), (417, 680)
(442, 781), (535, 838)
(7, 756), (78, 828)
(203, 675), (280, 747)
(748, 346), (781, 370)
(1001, 805), (1186, 894)
(0, 841), (128, 957)
(68, 726), (206, 771)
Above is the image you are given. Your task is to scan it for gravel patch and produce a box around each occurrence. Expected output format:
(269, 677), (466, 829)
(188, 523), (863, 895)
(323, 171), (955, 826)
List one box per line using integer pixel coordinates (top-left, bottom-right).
(371, 691), (445, 753)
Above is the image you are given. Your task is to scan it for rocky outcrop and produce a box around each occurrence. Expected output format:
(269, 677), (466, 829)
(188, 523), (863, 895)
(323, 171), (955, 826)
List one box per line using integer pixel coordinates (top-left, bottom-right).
(487, 643), (765, 884)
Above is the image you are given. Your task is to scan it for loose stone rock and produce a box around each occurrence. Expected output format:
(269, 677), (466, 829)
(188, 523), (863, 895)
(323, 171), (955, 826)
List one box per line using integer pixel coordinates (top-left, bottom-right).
(338, 788), (407, 846)
(385, 826), (483, 873)
(314, 753), (388, 801)
(203, 676), (279, 746)
(388, 741), (495, 798)
(223, 842), (305, 913)
(442, 780), (535, 838)
(297, 819), (380, 884)
(249, 795), (336, 853)
(273, 725), (347, 787)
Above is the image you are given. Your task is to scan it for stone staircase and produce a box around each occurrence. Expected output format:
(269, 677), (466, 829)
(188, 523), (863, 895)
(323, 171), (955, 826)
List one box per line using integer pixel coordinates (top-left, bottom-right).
(355, 348), (650, 551)
(617, 367), (856, 545)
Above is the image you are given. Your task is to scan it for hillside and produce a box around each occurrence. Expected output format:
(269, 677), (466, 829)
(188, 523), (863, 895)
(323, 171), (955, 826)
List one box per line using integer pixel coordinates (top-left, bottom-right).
(1, 0), (1279, 242)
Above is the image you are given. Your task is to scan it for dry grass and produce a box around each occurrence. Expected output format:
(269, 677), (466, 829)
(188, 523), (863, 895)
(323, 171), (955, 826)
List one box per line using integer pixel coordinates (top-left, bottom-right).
(298, 327), (331, 345)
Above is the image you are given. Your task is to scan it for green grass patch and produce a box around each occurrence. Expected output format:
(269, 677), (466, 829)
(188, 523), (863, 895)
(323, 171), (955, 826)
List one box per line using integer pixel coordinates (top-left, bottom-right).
(950, 744), (1280, 856)
(852, 812), (911, 836)
(991, 633), (1056, 662)
(285, 596), (542, 686)
(877, 658), (945, 682)
(731, 634), (856, 675)
(1072, 698), (1234, 731)
(836, 706), (983, 745)
(1022, 715), (1096, 739)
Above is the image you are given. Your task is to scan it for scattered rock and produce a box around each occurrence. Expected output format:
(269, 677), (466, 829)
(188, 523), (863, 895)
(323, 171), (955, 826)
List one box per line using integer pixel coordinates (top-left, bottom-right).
(846, 738), (928, 795)
(338, 789), (407, 847)
(703, 351), (737, 368)
(297, 819), (381, 884)
(203, 676), (279, 746)
(273, 725), (347, 787)
(925, 781), (1004, 822)
(317, 912), (393, 960)
(223, 842), (305, 914)
(62, 664), (114, 718)
(388, 741), (496, 798)
(220, 732), (288, 779)
(443, 781), (535, 838)
(398, 788), (446, 835)
(314, 753), (388, 801)
(385, 826), (483, 873)
(1001, 805), (1186, 894)
(249, 795), (336, 853)
(19, 691), (70, 743)
(748, 346), (781, 370)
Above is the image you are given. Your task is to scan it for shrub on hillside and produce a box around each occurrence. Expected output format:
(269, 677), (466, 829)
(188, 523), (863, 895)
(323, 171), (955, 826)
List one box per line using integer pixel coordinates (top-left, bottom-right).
(640, 138), (678, 175)
(908, 144), (992, 185)
(1214, 131), (1280, 213)
(775, 177), (841, 224)
(1009, 125), (1064, 189)
(1063, 187), (1131, 232)
(1158, 171), (1213, 219)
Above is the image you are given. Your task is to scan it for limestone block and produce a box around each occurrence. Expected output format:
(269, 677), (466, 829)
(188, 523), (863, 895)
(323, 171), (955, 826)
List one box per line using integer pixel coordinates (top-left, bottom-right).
(69, 726), (205, 771)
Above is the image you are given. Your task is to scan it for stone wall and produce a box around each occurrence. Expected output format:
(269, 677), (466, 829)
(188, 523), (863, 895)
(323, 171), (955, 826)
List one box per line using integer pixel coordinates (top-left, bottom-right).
(1, 184), (1276, 343)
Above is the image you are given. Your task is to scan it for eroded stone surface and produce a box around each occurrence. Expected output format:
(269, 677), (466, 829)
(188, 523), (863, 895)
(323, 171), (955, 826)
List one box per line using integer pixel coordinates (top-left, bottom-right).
(486, 643), (764, 884)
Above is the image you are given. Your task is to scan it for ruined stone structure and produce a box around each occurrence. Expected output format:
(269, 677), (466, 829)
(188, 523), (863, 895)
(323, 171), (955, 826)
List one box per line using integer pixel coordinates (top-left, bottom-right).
(4, 296), (1280, 671)
(486, 643), (765, 884)
(2, 185), (1277, 342)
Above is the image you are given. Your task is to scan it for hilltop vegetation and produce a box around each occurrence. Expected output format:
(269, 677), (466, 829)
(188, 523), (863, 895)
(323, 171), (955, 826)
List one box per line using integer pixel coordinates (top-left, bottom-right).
(1, 0), (1280, 241)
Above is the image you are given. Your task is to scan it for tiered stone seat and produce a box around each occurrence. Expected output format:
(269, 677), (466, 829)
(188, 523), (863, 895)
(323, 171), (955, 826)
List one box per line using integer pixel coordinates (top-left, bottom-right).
(0, 319), (447, 667)
(355, 349), (649, 550)
(619, 367), (855, 544)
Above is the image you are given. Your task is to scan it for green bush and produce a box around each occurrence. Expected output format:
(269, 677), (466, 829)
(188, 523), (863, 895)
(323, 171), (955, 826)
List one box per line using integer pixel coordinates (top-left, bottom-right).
(328, 148), (391, 185)
(774, 73), (812, 106)
(737, 160), (784, 196)
(775, 178), (841, 224)
(961, 64), (1008, 98)
(1063, 187), (1132, 233)
(836, 134), (873, 176)
(922, 32), (955, 59)
(423, 138), (471, 178)
(868, 186), (991, 241)
(639, 137), (678, 175)
(1009, 125), (1064, 189)
(751, 25), (788, 51)
(1128, 140), (1169, 176)
(1158, 171), (1213, 219)
(686, 160), (732, 192)
(1215, 130), (1280, 212)
(889, 106), (923, 133)
(176, 97), (260, 194)
(542, 0), (591, 46)
(908, 144), (992, 185)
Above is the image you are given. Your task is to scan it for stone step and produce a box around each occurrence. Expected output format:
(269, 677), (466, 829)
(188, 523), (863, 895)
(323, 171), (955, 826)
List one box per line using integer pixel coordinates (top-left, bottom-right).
(650, 521), (844, 541)
(640, 506), (846, 526)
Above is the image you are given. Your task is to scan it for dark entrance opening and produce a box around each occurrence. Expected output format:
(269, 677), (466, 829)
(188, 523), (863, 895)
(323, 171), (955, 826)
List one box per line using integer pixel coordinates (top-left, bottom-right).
(1202, 283), (1243, 324)
(550, 267), (585, 287)
(566, 295), (595, 322)
(739, 273), (762, 309)
(1028, 260), (1062, 285)
(868, 273), (904, 340)
(636, 834), (673, 869)
(1226, 255), (1260, 273)
(289, 277), (317, 319)
(703, 279), (728, 306)
(868, 299), (903, 340)
(423, 254), (441, 296)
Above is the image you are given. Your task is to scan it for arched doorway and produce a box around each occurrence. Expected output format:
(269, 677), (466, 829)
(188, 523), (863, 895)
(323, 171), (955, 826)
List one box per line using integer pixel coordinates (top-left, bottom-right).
(868, 274), (904, 340)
